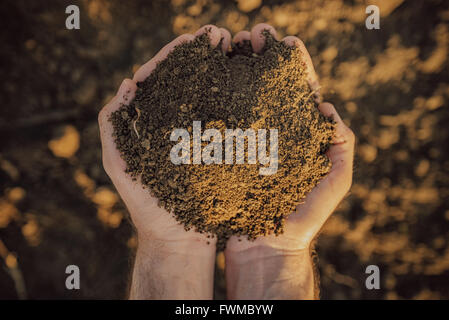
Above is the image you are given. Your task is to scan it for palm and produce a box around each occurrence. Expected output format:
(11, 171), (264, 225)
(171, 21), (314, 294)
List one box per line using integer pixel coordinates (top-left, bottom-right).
(99, 80), (212, 243)
(226, 151), (353, 253)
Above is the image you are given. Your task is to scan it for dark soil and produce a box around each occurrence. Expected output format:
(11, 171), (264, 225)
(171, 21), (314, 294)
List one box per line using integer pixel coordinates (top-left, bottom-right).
(110, 33), (334, 248)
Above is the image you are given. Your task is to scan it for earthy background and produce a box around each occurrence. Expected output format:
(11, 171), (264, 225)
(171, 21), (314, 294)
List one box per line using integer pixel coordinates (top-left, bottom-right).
(0, 0), (448, 299)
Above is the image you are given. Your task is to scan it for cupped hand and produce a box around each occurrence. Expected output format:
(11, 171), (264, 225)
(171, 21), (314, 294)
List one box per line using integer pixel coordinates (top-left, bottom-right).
(98, 25), (231, 250)
(226, 23), (355, 255)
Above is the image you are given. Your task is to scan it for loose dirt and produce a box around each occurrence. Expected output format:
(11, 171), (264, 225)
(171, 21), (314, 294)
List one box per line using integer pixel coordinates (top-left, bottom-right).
(110, 32), (334, 248)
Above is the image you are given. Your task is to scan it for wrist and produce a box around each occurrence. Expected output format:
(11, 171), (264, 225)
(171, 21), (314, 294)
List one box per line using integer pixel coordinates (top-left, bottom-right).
(130, 232), (216, 299)
(136, 231), (216, 256)
(225, 246), (315, 299)
(226, 244), (309, 264)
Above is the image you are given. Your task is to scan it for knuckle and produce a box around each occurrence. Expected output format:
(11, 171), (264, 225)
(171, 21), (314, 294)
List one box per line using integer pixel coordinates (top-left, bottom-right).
(202, 24), (218, 32)
(255, 23), (275, 34)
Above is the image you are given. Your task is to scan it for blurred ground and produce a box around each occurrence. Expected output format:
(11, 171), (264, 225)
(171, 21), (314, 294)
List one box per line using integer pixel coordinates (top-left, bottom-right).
(0, 0), (448, 299)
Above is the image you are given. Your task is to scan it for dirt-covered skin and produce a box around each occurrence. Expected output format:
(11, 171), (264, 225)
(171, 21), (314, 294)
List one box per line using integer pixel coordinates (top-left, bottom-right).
(110, 33), (334, 248)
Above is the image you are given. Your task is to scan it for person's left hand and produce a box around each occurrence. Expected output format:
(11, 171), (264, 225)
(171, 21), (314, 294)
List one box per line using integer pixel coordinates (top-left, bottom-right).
(226, 23), (355, 254)
(224, 24), (355, 300)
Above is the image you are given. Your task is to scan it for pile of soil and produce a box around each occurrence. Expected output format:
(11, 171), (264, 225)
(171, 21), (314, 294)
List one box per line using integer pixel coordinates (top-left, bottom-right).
(110, 32), (334, 248)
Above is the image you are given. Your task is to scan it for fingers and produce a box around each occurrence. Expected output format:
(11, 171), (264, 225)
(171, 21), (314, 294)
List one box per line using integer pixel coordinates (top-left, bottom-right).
(233, 30), (251, 44)
(133, 33), (195, 83)
(98, 79), (137, 178)
(194, 24), (223, 47)
(134, 25), (224, 83)
(219, 27), (232, 52)
(250, 23), (278, 53)
(281, 35), (320, 96)
(249, 24), (320, 99)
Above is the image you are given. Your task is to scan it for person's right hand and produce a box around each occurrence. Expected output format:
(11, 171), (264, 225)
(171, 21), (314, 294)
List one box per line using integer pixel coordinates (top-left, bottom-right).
(98, 25), (233, 250)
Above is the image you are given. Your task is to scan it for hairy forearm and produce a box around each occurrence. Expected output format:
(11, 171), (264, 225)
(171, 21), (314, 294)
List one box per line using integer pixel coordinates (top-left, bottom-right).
(129, 237), (216, 299)
(225, 246), (315, 300)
